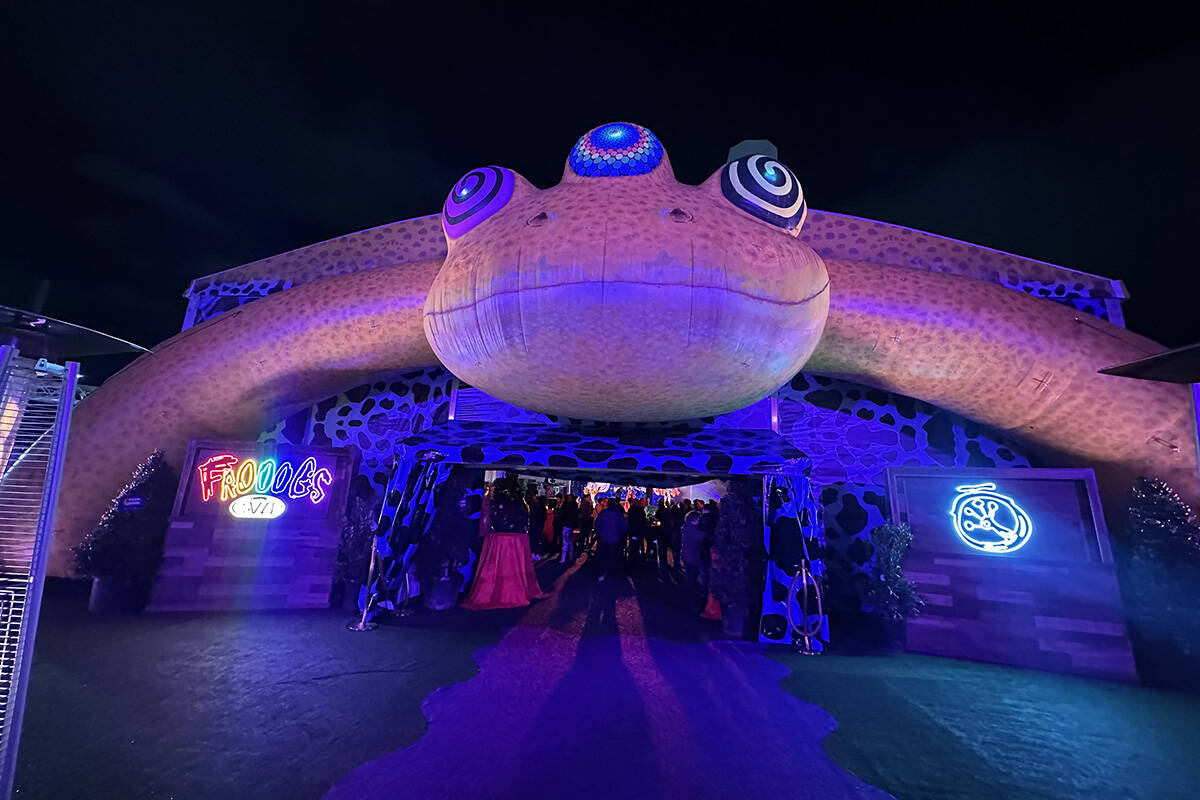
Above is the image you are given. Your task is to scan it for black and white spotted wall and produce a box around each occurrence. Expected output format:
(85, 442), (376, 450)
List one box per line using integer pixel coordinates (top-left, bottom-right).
(184, 279), (293, 328)
(259, 367), (455, 491)
(817, 483), (891, 617)
(256, 359), (1042, 623)
(1006, 278), (1124, 325)
(776, 372), (1035, 615)
(777, 373), (1032, 486)
(259, 365), (1033, 510)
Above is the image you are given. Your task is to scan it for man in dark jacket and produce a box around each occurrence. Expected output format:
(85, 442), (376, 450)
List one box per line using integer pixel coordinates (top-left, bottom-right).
(528, 493), (547, 561)
(593, 499), (627, 582)
(627, 499), (648, 564)
(680, 509), (707, 608)
(555, 494), (580, 563)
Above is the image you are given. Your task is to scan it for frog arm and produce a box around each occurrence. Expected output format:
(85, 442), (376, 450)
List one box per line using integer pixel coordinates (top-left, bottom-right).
(50, 258), (444, 576)
(810, 258), (1199, 515)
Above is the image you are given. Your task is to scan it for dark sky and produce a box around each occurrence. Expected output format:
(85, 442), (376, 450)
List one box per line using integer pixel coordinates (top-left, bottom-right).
(3, 2), (1198, 355)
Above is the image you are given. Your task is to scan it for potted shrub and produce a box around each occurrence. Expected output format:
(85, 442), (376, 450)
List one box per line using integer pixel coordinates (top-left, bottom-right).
(861, 521), (924, 649)
(73, 450), (175, 613)
(711, 479), (758, 638)
(332, 484), (377, 611)
(1118, 477), (1200, 690)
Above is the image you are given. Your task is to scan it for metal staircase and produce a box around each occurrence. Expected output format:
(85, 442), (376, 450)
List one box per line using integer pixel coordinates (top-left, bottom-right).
(0, 346), (77, 797)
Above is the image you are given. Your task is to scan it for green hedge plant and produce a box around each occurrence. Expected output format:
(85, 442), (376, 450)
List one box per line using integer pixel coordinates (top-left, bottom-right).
(73, 450), (175, 590)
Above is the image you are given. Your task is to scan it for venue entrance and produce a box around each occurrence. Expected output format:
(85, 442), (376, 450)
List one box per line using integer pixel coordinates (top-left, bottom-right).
(354, 420), (827, 649)
(495, 471), (725, 568)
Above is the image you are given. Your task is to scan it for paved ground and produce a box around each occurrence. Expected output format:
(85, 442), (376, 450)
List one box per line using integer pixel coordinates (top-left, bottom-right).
(325, 559), (891, 800)
(16, 580), (502, 799)
(23, 558), (1198, 799)
(774, 649), (1200, 800)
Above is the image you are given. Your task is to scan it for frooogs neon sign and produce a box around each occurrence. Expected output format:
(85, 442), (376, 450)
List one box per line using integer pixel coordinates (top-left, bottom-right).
(196, 454), (334, 518)
(949, 482), (1033, 553)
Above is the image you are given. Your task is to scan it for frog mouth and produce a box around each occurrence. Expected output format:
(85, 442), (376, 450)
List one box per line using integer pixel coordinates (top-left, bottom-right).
(426, 236), (829, 322)
(426, 275), (830, 317)
(424, 265), (829, 359)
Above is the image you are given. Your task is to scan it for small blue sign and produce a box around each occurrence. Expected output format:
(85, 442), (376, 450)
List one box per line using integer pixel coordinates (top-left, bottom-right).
(118, 496), (144, 512)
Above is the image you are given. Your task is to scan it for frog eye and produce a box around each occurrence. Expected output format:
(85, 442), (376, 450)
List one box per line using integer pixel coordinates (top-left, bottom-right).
(568, 122), (665, 177)
(720, 155), (807, 234)
(442, 166), (515, 239)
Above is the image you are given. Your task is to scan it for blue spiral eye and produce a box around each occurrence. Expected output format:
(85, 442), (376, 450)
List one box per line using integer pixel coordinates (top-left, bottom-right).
(442, 166), (515, 239)
(720, 155), (807, 233)
(568, 122), (665, 178)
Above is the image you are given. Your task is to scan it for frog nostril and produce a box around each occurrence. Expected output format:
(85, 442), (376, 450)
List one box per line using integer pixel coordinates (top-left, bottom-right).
(526, 211), (550, 228)
(666, 207), (693, 223)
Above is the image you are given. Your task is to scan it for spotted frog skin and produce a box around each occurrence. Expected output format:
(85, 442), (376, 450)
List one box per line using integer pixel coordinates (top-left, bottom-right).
(47, 122), (1198, 574)
(425, 122), (829, 421)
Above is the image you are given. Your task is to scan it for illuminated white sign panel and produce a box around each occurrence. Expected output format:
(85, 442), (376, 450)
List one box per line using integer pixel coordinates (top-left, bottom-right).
(228, 494), (287, 520)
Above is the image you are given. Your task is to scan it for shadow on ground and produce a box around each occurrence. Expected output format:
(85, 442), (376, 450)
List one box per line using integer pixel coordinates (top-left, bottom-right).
(15, 557), (724, 799)
(324, 558), (890, 800)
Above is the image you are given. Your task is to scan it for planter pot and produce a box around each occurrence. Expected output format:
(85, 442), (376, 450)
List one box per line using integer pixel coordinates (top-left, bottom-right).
(88, 576), (150, 613)
(424, 575), (463, 611)
(330, 581), (363, 612)
(878, 618), (907, 652)
(720, 608), (747, 639)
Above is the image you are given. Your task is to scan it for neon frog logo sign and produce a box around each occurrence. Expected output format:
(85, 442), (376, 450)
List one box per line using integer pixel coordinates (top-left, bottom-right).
(949, 482), (1033, 554)
(195, 453), (334, 520)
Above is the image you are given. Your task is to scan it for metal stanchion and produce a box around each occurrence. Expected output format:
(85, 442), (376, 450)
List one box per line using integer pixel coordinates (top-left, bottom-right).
(347, 537), (380, 632)
(786, 560), (824, 655)
(394, 570), (415, 618)
(348, 459), (396, 632)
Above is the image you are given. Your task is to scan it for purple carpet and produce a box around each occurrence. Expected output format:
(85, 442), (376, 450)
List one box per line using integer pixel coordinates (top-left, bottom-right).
(324, 560), (894, 799)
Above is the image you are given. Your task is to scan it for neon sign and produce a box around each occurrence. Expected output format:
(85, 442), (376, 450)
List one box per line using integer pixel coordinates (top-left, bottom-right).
(949, 483), (1033, 553)
(196, 453), (333, 518)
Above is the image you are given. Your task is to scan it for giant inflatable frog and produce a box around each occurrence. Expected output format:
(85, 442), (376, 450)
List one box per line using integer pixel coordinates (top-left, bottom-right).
(48, 122), (1198, 573)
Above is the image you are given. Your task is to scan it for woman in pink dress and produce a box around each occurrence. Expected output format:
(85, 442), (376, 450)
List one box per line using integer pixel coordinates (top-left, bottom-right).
(462, 475), (548, 610)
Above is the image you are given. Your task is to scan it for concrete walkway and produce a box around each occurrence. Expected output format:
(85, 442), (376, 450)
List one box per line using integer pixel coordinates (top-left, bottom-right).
(324, 559), (893, 800)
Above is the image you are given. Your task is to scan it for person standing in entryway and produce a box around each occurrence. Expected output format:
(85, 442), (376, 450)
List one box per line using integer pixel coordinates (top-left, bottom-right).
(593, 499), (627, 582)
(556, 492), (579, 563)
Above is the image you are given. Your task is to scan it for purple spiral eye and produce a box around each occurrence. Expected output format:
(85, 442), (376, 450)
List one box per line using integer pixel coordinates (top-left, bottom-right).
(720, 155), (807, 233)
(443, 166), (515, 239)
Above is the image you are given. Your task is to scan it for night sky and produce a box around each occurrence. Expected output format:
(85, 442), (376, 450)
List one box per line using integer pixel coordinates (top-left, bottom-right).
(3, 3), (1198, 359)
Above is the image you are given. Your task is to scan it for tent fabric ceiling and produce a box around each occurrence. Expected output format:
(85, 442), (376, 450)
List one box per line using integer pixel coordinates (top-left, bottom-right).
(0, 303), (148, 359)
(395, 420), (811, 485)
(1099, 342), (1200, 384)
(479, 466), (722, 489)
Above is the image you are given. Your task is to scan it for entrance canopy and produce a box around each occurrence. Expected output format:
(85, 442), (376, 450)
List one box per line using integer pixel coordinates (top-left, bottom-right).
(394, 420), (812, 486)
(365, 419), (824, 650)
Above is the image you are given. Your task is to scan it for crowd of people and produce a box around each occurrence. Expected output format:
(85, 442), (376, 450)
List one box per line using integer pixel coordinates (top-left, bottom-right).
(509, 482), (722, 611)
